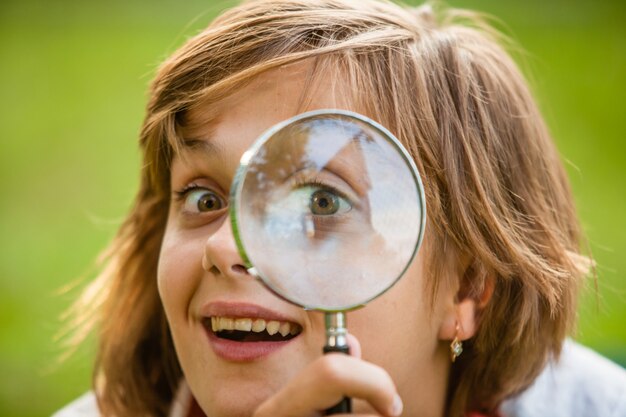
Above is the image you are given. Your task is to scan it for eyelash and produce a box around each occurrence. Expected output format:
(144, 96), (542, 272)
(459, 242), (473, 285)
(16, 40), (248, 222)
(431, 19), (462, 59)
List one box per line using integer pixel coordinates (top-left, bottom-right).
(173, 182), (203, 201)
(293, 178), (350, 201)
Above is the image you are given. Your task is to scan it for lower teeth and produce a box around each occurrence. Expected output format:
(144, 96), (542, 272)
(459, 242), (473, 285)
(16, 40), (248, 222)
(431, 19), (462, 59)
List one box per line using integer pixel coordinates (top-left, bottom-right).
(216, 330), (296, 342)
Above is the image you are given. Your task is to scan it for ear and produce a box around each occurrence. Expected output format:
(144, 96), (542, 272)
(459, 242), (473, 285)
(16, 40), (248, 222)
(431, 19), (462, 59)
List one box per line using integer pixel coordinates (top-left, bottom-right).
(438, 262), (495, 341)
(438, 297), (479, 341)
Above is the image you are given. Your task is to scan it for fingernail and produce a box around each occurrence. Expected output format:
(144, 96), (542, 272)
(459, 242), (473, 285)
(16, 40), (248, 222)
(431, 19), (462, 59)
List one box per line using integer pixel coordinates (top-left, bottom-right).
(390, 393), (403, 416)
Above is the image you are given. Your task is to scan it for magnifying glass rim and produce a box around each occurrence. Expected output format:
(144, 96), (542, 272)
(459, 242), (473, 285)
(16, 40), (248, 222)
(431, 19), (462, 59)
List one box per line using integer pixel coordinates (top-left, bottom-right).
(229, 108), (427, 312)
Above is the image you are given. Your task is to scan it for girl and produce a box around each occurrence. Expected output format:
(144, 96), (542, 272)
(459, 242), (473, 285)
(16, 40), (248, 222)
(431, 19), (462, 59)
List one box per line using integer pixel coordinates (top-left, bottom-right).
(55, 1), (626, 416)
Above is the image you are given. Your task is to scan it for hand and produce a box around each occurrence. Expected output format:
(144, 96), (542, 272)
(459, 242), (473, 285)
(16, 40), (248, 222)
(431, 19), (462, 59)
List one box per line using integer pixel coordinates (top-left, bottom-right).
(253, 334), (403, 417)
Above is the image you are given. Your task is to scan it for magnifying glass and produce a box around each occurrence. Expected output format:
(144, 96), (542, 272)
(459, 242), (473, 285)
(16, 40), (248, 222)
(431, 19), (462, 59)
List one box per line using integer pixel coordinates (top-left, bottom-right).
(229, 109), (426, 414)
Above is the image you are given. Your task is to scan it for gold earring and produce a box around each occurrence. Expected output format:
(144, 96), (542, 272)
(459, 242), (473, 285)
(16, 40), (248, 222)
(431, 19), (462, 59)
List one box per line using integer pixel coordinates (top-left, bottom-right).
(450, 323), (463, 362)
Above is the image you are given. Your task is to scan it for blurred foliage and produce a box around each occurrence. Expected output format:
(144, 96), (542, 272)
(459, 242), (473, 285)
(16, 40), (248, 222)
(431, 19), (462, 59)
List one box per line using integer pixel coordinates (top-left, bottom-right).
(0, 0), (624, 416)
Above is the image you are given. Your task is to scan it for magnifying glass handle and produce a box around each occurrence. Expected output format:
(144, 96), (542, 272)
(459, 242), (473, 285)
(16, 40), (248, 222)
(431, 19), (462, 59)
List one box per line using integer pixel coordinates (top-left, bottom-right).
(323, 344), (351, 414)
(323, 312), (352, 415)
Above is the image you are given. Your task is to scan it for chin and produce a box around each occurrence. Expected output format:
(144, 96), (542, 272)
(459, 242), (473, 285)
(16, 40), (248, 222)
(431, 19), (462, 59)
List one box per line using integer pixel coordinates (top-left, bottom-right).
(195, 384), (275, 417)
(180, 326), (319, 416)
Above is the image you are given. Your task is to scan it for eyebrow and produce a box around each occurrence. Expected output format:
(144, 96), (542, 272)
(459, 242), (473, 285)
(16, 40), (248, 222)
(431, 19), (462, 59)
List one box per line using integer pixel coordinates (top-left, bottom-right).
(180, 138), (222, 156)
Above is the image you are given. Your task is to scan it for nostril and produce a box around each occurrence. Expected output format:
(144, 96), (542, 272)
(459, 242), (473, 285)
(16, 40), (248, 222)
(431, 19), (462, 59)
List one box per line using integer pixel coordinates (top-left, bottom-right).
(231, 264), (249, 275)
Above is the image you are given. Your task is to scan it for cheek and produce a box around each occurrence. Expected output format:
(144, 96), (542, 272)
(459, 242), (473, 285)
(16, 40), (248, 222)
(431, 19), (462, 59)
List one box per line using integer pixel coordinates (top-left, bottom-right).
(353, 279), (432, 353)
(349, 255), (440, 377)
(157, 223), (204, 322)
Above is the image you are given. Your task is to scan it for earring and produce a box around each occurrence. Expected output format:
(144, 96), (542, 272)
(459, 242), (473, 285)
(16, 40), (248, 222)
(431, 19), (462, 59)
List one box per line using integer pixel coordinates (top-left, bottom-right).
(450, 323), (463, 362)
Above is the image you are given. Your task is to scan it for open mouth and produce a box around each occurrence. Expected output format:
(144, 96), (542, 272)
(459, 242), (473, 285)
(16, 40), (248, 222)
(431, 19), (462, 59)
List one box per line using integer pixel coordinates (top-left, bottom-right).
(203, 316), (302, 342)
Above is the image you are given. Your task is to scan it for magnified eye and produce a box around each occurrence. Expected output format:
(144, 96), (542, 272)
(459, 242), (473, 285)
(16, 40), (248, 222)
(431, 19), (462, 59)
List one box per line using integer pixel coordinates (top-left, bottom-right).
(276, 185), (351, 217)
(302, 186), (351, 216)
(183, 189), (225, 213)
(310, 189), (342, 215)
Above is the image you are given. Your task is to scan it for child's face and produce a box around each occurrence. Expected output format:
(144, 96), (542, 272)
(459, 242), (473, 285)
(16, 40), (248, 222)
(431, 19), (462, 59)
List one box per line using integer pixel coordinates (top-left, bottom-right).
(158, 62), (457, 417)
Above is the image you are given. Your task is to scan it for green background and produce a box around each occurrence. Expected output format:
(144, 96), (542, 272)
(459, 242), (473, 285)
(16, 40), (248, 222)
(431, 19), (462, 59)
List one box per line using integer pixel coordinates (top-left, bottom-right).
(0, 1), (624, 416)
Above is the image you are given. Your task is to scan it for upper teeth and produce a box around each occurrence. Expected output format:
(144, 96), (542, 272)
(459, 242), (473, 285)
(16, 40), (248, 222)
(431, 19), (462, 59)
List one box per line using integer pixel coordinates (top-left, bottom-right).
(210, 316), (301, 337)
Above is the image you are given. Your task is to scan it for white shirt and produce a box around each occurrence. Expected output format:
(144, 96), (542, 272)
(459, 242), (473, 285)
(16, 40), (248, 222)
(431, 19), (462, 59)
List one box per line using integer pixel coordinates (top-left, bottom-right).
(52, 341), (626, 417)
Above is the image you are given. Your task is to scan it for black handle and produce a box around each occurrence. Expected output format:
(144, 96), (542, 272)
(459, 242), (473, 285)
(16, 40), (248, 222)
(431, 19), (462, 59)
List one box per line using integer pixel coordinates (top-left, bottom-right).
(323, 344), (351, 415)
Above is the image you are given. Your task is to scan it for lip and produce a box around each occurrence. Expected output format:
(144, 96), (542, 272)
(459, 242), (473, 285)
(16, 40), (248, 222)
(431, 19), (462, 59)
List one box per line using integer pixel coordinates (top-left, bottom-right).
(200, 301), (302, 362)
(201, 301), (301, 323)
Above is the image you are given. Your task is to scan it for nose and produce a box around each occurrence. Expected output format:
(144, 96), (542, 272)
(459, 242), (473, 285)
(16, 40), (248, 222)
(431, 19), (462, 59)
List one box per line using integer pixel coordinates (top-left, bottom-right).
(202, 215), (250, 279)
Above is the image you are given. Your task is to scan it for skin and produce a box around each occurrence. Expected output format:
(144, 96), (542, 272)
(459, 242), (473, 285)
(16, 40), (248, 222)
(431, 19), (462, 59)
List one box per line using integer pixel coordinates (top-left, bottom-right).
(157, 62), (481, 417)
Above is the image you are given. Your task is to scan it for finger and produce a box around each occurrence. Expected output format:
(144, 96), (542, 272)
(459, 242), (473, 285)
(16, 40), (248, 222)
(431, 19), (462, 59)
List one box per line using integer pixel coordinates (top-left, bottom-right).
(253, 354), (402, 417)
(346, 332), (362, 359)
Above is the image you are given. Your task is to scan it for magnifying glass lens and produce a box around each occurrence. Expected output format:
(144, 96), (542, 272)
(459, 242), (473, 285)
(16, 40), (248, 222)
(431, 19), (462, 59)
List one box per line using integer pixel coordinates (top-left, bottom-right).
(233, 111), (425, 311)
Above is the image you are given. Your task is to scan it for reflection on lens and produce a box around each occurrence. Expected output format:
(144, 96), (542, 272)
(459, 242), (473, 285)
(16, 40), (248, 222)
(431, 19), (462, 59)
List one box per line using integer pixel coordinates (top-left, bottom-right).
(231, 110), (425, 311)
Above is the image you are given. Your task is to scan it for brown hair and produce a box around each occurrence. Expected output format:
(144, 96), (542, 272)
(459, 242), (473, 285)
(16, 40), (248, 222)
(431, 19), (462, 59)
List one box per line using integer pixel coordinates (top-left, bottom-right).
(67, 1), (590, 416)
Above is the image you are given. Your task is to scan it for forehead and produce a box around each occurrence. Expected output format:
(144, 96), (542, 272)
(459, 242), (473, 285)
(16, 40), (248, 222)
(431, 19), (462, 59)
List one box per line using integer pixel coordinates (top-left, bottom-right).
(176, 61), (354, 166)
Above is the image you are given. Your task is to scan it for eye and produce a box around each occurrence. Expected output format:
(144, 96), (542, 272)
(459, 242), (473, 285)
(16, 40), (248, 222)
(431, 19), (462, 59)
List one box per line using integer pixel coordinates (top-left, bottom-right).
(291, 185), (351, 216)
(310, 189), (343, 215)
(182, 188), (226, 213)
